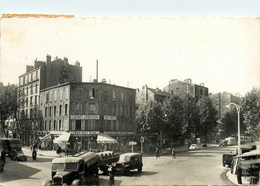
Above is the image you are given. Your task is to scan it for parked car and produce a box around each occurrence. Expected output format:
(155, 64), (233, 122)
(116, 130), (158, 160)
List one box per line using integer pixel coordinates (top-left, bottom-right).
(112, 153), (143, 176)
(219, 140), (228, 147)
(189, 144), (199, 150)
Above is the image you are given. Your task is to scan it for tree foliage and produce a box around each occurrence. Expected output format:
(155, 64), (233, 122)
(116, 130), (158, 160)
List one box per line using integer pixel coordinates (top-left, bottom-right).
(242, 87), (260, 138)
(0, 84), (18, 137)
(197, 96), (218, 144)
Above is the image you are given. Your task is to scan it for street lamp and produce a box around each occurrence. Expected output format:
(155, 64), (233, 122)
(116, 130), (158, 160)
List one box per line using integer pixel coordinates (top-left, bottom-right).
(226, 103), (241, 155)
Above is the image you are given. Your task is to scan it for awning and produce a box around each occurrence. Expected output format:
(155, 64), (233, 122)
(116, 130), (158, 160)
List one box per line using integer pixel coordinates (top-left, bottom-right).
(97, 133), (117, 144)
(39, 133), (52, 141)
(53, 132), (71, 144)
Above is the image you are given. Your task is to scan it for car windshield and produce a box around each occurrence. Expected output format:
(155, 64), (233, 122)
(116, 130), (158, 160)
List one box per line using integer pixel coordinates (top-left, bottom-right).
(65, 163), (78, 171)
(119, 155), (130, 162)
(52, 163), (65, 171)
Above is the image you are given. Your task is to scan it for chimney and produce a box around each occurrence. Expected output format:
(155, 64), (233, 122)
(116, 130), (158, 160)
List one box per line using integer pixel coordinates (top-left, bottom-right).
(101, 78), (106, 83)
(64, 57), (68, 64)
(46, 54), (51, 64)
(75, 60), (80, 67)
(200, 83), (204, 86)
(184, 78), (192, 83)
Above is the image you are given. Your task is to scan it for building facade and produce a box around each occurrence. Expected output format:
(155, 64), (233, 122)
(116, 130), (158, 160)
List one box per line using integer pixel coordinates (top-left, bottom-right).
(163, 79), (209, 101)
(39, 82), (136, 152)
(17, 55), (82, 145)
(136, 85), (171, 106)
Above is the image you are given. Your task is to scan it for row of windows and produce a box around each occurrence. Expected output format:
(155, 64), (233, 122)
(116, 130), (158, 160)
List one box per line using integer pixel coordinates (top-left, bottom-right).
(75, 87), (134, 102)
(19, 84), (39, 97)
(44, 120), (63, 131)
(71, 102), (134, 117)
(19, 70), (39, 86)
(43, 88), (69, 104)
(19, 95), (40, 108)
(45, 104), (68, 117)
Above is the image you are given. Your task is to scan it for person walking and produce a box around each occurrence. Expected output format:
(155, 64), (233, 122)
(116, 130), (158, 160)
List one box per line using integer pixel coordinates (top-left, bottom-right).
(155, 147), (160, 158)
(56, 146), (62, 157)
(172, 147), (176, 159)
(109, 171), (115, 186)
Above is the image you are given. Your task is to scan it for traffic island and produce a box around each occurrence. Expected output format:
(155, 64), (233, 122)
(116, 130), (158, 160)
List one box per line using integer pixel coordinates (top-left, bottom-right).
(226, 170), (251, 185)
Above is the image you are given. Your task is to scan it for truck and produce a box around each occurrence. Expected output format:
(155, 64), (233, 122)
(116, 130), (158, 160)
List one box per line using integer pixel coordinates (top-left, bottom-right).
(97, 151), (119, 175)
(42, 152), (100, 186)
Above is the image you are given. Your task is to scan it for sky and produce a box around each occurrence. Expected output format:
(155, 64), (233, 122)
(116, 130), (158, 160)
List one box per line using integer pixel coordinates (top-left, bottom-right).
(0, 0), (260, 96)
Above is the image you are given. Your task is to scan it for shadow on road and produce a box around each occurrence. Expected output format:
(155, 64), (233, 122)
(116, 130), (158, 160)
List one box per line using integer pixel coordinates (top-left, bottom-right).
(0, 162), (41, 183)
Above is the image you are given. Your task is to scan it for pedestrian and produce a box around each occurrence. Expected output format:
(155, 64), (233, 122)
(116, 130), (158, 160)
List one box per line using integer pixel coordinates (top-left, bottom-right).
(172, 147), (176, 159)
(56, 146), (62, 157)
(156, 147), (160, 158)
(237, 164), (242, 184)
(109, 171), (115, 186)
(65, 145), (68, 156)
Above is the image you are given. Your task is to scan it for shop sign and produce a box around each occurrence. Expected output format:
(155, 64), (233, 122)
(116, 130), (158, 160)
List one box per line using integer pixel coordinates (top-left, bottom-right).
(129, 141), (137, 145)
(71, 115), (100, 120)
(71, 131), (99, 135)
(104, 115), (117, 120)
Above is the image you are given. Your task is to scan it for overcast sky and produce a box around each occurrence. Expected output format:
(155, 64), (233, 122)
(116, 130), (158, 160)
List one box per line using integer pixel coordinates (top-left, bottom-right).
(0, 1), (260, 96)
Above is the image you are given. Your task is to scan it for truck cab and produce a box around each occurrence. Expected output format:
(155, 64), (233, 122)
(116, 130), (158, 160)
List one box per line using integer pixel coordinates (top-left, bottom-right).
(43, 152), (99, 186)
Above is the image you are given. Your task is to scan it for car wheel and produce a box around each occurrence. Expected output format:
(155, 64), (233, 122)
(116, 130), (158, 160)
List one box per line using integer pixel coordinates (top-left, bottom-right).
(125, 167), (131, 176)
(138, 166), (142, 173)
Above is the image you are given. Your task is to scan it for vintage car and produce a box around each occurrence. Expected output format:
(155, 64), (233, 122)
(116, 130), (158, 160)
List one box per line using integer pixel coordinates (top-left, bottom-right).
(42, 152), (99, 186)
(112, 153), (143, 176)
(189, 144), (199, 150)
(97, 151), (119, 175)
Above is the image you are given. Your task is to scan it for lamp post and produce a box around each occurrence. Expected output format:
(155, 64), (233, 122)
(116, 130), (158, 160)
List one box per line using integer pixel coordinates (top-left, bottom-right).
(226, 103), (241, 155)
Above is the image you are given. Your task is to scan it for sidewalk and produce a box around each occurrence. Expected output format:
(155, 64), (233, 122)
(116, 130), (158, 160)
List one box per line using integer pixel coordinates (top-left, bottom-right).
(22, 147), (61, 158)
(226, 170), (251, 185)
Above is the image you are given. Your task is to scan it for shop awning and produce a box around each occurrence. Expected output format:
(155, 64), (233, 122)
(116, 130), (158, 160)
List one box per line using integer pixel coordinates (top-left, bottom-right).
(53, 132), (71, 144)
(97, 133), (117, 144)
(39, 133), (52, 141)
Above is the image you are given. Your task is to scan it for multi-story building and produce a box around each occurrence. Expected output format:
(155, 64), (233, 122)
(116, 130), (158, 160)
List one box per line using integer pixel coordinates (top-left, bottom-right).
(39, 81), (136, 151)
(210, 92), (241, 140)
(17, 55), (82, 145)
(136, 85), (171, 106)
(163, 79), (209, 101)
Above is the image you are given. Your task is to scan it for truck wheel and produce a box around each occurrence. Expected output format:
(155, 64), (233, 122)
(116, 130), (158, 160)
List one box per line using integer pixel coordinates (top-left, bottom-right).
(138, 166), (142, 173)
(125, 167), (131, 176)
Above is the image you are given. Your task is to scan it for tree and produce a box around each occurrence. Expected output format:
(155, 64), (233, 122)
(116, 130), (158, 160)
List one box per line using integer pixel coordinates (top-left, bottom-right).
(222, 108), (246, 137)
(183, 95), (200, 143)
(242, 87), (260, 138)
(163, 95), (184, 147)
(0, 84), (18, 137)
(197, 96), (218, 144)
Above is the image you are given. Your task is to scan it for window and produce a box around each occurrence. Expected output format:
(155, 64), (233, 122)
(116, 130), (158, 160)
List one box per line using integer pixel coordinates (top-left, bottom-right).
(59, 120), (62, 130)
(36, 71), (38, 79)
(75, 120), (81, 130)
(25, 110), (28, 118)
(30, 96), (33, 106)
(35, 95), (37, 105)
(46, 93), (49, 103)
(77, 88), (83, 99)
(59, 105), (62, 115)
(45, 107), (47, 117)
(76, 103), (82, 114)
(54, 106), (56, 116)
(30, 85), (33, 94)
(49, 121), (51, 130)
(87, 120), (96, 131)
(121, 92), (125, 102)
(65, 104), (68, 115)
(104, 91), (108, 101)
(31, 73), (33, 81)
(121, 106), (125, 116)
(35, 84), (38, 93)
(30, 108), (33, 118)
(26, 98), (28, 107)
(49, 107), (52, 117)
(44, 121), (47, 130)
(27, 75), (29, 83)
(89, 103), (96, 114)
(112, 105), (116, 116)
(54, 121), (56, 130)
(89, 88), (96, 99)
(26, 87), (28, 95)
(23, 77), (25, 84)
(112, 90), (116, 100)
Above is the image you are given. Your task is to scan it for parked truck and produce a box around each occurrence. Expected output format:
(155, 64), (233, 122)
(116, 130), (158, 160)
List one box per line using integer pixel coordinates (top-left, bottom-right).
(97, 151), (120, 175)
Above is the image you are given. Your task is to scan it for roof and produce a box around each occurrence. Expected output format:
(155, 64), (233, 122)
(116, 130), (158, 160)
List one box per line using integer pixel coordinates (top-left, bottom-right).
(148, 88), (170, 97)
(241, 158), (260, 165)
(235, 150), (260, 158)
(120, 153), (142, 157)
(52, 157), (82, 164)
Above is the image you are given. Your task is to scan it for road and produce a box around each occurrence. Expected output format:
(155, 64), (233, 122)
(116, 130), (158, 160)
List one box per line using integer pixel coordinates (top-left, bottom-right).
(0, 144), (250, 186)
